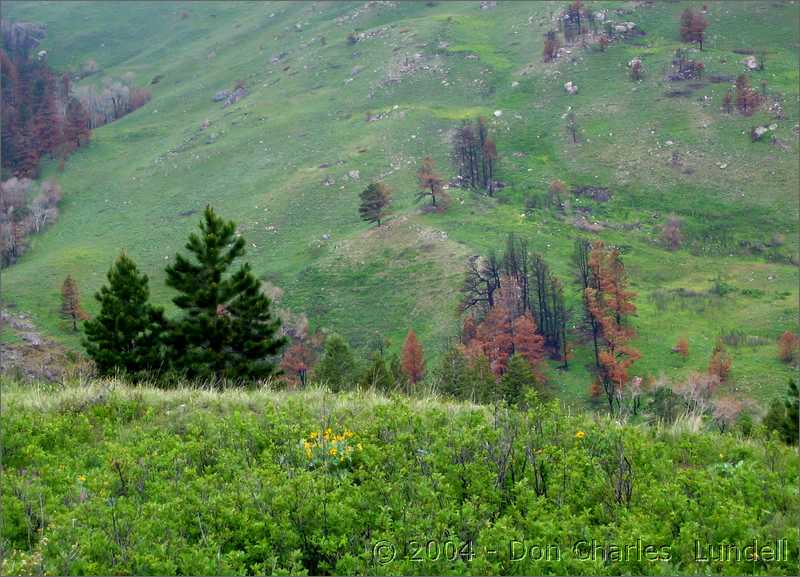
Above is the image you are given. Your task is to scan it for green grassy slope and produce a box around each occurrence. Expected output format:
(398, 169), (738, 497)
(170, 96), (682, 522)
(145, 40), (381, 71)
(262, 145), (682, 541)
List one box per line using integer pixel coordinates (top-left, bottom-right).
(2, 0), (798, 405)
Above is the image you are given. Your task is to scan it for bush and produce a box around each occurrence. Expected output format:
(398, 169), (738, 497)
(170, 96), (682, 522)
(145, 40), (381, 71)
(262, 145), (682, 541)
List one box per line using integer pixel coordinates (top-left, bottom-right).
(2, 383), (798, 575)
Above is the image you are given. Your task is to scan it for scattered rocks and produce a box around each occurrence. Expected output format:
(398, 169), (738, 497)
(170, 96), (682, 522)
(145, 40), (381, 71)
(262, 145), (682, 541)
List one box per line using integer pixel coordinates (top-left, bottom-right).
(572, 185), (612, 202)
(573, 216), (604, 233)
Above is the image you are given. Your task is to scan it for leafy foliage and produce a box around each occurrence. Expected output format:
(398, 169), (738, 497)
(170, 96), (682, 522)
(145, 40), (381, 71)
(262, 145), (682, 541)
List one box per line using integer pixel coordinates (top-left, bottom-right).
(2, 383), (798, 575)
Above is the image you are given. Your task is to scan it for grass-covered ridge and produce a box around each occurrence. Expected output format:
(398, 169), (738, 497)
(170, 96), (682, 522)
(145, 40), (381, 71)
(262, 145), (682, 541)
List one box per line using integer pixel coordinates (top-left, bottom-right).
(1, 1), (798, 405)
(2, 379), (798, 575)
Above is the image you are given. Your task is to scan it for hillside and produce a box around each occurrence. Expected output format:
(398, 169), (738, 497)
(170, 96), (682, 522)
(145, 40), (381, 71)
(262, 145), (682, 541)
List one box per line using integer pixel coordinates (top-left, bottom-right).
(1, 0), (799, 405)
(2, 379), (798, 575)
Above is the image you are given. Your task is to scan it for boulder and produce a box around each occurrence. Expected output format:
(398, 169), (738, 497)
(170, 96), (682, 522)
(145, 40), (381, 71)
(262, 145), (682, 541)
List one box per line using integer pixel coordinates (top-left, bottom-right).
(751, 125), (769, 141)
(213, 89), (231, 102)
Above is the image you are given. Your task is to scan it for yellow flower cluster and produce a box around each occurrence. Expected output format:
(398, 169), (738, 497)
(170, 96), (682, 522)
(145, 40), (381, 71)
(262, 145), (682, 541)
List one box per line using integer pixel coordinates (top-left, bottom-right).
(303, 428), (361, 463)
(575, 431), (586, 440)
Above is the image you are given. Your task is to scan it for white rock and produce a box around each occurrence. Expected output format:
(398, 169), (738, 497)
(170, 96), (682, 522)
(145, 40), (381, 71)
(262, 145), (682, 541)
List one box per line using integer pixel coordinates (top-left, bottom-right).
(494, 110), (503, 117)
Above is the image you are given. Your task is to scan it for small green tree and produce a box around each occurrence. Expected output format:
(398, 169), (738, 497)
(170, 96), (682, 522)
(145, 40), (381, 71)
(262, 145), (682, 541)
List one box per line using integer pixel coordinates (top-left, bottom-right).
(782, 379), (799, 445)
(83, 253), (167, 376)
(436, 345), (471, 399)
(358, 182), (392, 226)
(165, 206), (285, 383)
(360, 352), (393, 391)
(314, 333), (357, 391)
(501, 354), (539, 405)
(763, 379), (799, 445)
(468, 353), (497, 404)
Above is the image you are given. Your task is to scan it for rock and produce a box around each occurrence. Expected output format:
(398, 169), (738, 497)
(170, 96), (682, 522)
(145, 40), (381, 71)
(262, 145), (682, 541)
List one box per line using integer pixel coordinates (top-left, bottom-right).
(480, 1), (497, 9)
(751, 125), (769, 140)
(322, 233), (331, 241)
(744, 56), (759, 70)
(348, 170), (360, 181)
(493, 110), (503, 117)
(511, 81), (519, 88)
(564, 81), (578, 95)
(222, 86), (247, 107)
(351, 65), (364, 76)
(212, 89), (231, 102)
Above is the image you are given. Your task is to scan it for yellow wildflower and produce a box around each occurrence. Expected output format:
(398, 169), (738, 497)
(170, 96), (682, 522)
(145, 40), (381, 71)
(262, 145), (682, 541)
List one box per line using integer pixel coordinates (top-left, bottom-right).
(78, 475), (87, 482)
(345, 430), (354, 439)
(357, 443), (363, 451)
(329, 446), (338, 456)
(575, 431), (586, 440)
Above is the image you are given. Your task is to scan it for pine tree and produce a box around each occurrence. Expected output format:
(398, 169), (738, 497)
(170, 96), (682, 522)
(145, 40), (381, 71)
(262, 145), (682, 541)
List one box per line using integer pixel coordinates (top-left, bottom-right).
(782, 379), (799, 445)
(708, 340), (732, 382)
(280, 341), (316, 387)
(501, 354), (539, 405)
(679, 8), (708, 50)
(63, 97), (91, 148)
(436, 344), (471, 399)
(584, 241), (640, 413)
(416, 156), (446, 207)
(165, 206), (285, 382)
(314, 333), (357, 391)
(777, 330), (799, 364)
(511, 314), (546, 370)
(83, 252), (167, 376)
(358, 182), (392, 226)
(401, 328), (425, 390)
(60, 274), (88, 331)
(361, 352), (393, 391)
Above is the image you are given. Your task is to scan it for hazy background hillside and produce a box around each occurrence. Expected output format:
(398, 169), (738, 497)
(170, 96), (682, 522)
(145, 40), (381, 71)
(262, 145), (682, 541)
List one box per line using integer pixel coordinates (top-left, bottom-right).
(2, 0), (798, 405)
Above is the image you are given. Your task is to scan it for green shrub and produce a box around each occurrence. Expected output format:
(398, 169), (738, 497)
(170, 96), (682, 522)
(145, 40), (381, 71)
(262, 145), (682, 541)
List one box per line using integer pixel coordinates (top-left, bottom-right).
(2, 382), (798, 576)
